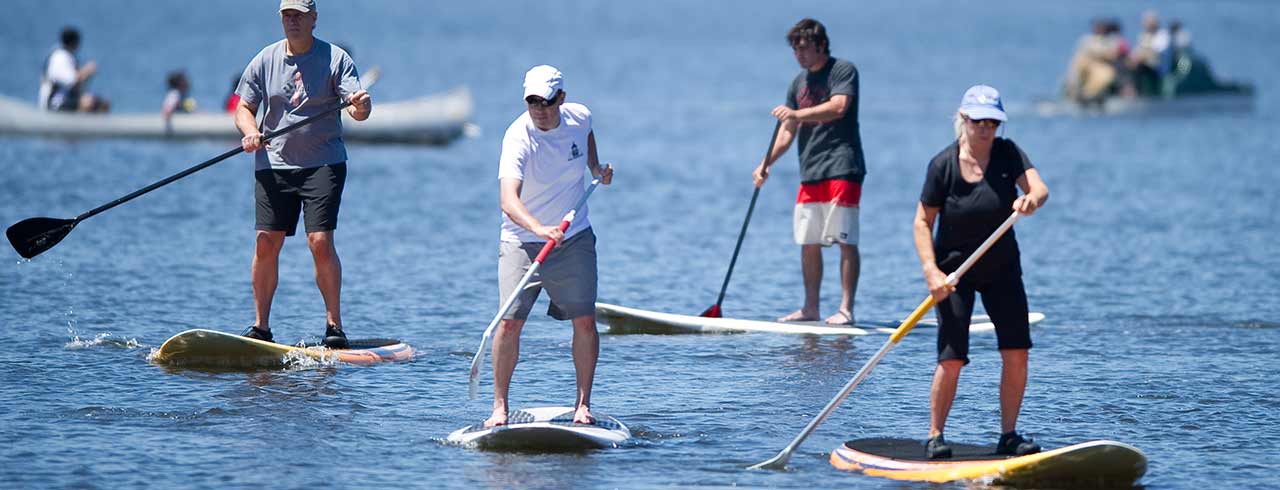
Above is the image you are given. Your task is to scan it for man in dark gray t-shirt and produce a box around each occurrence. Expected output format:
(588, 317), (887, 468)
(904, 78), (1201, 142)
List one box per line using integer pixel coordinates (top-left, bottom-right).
(234, 0), (371, 348)
(753, 18), (866, 326)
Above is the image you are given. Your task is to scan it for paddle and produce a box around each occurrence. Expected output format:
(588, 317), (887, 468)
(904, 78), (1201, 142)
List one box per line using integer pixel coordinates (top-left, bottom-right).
(468, 178), (603, 400)
(700, 120), (783, 318)
(6, 100), (352, 259)
(748, 211), (1023, 470)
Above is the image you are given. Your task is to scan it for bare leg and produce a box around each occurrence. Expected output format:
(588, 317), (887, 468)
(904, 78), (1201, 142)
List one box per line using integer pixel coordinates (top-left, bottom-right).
(999, 348), (1029, 434)
(307, 231), (342, 328)
(571, 315), (599, 424)
(825, 243), (860, 324)
(929, 359), (965, 438)
(252, 231), (286, 329)
(485, 318), (524, 427)
(779, 244), (823, 322)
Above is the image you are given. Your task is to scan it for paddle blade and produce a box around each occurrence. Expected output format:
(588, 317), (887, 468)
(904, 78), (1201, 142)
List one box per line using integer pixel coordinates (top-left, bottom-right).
(6, 217), (78, 259)
(700, 304), (722, 318)
(747, 452), (790, 471)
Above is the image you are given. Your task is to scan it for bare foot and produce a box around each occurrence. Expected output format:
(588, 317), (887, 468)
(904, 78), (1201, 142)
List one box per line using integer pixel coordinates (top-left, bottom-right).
(483, 408), (508, 428)
(573, 404), (595, 425)
(824, 310), (854, 326)
(777, 309), (819, 323)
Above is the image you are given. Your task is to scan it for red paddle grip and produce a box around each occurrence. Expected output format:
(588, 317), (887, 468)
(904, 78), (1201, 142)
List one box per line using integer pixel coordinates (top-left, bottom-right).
(533, 219), (573, 263)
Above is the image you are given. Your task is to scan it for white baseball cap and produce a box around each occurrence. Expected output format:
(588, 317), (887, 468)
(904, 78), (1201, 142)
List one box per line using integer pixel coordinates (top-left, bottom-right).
(523, 65), (563, 100)
(280, 0), (315, 13)
(958, 84), (1007, 122)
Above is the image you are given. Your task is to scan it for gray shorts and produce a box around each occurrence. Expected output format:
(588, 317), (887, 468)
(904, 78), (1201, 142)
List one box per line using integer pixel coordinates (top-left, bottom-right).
(498, 229), (598, 321)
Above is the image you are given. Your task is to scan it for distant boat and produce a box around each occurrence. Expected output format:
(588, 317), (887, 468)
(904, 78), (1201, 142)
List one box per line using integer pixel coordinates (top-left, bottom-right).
(0, 87), (473, 145)
(1034, 50), (1254, 117)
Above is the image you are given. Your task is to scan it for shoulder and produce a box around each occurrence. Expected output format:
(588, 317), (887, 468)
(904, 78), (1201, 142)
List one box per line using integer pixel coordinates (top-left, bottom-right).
(561, 102), (591, 122)
(250, 40), (284, 64)
(321, 39), (355, 64)
(929, 141), (959, 167)
(48, 48), (74, 63)
(503, 113), (534, 141)
(995, 137), (1028, 157)
(831, 58), (858, 75)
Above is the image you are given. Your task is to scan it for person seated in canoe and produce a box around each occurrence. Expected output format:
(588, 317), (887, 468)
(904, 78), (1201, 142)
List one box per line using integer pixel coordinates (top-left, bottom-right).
(38, 27), (110, 113)
(752, 18), (867, 326)
(1124, 10), (1170, 97)
(913, 85), (1049, 459)
(161, 70), (196, 130)
(486, 65), (613, 427)
(233, 0), (372, 348)
(1062, 18), (1127, 104)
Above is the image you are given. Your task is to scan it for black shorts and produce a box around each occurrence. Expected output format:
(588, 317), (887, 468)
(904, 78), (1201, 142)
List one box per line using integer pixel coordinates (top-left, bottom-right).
(254, 163), (346, 236)
(935, 260), (1032, 364)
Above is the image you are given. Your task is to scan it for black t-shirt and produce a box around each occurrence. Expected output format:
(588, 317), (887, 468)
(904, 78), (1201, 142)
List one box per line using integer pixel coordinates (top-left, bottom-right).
(786, 57), (866, 184)
(920, 138), (1033, 277)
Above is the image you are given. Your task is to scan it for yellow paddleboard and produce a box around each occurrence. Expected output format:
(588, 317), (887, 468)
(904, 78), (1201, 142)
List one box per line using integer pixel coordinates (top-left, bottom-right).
(830, 437), (1146, 486)
(152, 329), (414, 368)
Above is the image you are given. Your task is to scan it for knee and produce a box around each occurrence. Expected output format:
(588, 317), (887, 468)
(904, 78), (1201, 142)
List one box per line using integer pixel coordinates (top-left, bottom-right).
(937, 359), (965, 376)
(307, 232), (336, 256)
(254, 231), (284, 254)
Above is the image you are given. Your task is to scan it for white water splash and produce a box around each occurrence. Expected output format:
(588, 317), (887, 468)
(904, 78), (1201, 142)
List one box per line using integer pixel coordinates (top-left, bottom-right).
(65, 330), (141, 349)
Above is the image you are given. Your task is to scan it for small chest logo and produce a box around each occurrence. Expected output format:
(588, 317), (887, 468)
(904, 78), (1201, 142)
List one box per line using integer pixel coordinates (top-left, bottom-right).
(570, 142), (582, 160)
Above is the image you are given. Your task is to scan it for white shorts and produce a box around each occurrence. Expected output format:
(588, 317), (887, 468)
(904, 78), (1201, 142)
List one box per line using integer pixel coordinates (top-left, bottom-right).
(793, 179), (862, 246)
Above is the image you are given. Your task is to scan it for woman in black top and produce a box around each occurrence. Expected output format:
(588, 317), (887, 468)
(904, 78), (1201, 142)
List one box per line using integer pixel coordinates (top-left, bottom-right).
(913, 85), (1050, 460)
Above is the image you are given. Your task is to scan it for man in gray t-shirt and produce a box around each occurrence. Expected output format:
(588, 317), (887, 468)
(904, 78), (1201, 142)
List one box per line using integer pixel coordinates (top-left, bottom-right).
(753, 18), (866, 326)
(234, 0), (372, 348)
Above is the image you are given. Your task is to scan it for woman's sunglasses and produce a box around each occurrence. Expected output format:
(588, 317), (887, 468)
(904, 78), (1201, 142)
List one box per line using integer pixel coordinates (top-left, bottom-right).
(965, 117), (1001, 129)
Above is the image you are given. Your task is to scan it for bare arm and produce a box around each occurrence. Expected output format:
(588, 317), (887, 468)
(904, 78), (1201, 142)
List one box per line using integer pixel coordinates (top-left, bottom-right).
(752, 119), (799, 187)
(1013, 168), (1050, 215)
(235, 99), (263, 152)
(586, 131), (613, 184)
(914, 202), (951, 301)
(500, 178), (563, 243)
(774, 94), (850, 125)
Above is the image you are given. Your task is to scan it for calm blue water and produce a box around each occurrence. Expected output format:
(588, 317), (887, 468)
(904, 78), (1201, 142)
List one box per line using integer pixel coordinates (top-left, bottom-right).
(3, 1), (1278, 488)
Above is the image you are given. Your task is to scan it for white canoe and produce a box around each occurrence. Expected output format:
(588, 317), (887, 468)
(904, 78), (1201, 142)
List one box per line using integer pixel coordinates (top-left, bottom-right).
(447, 406), (630, 451)
(596, 303), (1045, 336)
(0, 87), (473, 145)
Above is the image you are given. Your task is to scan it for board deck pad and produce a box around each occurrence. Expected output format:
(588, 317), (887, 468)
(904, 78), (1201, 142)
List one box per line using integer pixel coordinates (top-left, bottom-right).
(596, 303), (1045, 336)
(831, 437), (1147, 486)
(152, 329), (414, 368)
(447, 406), (630, 451)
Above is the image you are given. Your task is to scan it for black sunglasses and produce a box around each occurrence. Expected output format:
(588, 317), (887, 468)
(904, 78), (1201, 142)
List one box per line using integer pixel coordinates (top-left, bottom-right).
(525, 91), (561, 108)
(964, 117), (1001, 129)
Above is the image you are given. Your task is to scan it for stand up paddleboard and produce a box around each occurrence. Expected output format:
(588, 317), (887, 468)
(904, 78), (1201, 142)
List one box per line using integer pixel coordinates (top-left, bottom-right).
(447, 407), (630, 451)
(152, 329), (414, 368)
(830, 438), (1146, 486)
(596, 303), (1045, 335)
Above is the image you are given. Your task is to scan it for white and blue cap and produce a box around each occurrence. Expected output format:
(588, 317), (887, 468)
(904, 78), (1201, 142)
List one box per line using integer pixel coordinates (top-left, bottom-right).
(958, 84), (1007, 122)
(523, 65), (563, 100)
(280, 0), (315, 12)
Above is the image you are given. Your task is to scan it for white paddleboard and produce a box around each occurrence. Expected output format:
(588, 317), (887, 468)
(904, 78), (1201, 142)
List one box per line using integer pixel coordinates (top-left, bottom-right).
(596, 303), (1045, 336)
(447, 406), (630, 451)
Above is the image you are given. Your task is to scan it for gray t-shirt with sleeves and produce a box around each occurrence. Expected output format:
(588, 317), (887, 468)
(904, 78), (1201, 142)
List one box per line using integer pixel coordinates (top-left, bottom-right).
(236, 38), (361, 171)
(786, 57), (866, 184)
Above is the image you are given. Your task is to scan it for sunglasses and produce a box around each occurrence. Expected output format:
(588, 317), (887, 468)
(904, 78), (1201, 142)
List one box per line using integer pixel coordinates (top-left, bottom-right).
(965, 117), (1001, 129)
(525, 91), (561, 108)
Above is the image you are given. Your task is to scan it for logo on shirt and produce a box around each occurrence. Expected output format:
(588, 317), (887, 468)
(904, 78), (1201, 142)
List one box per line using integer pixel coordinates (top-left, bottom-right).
(796, 84), (829, 127)
(288, 71), (306, 107)
(569, 142), (582, 161)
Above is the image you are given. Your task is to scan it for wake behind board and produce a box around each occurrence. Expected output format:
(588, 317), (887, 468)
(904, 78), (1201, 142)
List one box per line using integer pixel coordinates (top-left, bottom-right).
(152, 329), (414, 368)
(830, 438), (1146, 486)
(447, 406), (630, 451)
(596, 303), (1045, 336)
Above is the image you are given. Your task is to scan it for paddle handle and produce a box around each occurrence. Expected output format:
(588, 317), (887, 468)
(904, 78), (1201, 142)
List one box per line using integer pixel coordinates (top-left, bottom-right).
(73, 101), (352, 223)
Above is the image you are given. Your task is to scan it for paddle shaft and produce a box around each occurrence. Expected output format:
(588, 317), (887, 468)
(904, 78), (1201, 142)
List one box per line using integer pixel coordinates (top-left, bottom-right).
(74, 101), (352, 224)
(468, 179), (602, 399)
(750, 211), (1023, 470)
(705, 121), (782, 315)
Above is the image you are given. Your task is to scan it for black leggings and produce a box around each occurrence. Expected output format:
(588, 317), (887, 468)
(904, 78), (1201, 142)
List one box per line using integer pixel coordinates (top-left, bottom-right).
(935, 261), (1032, 364)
